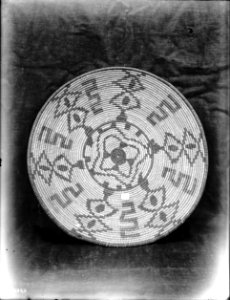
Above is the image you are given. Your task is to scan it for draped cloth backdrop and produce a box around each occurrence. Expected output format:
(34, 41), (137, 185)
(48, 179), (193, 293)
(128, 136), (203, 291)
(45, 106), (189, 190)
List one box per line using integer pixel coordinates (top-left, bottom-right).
(2, 1), (229, 299)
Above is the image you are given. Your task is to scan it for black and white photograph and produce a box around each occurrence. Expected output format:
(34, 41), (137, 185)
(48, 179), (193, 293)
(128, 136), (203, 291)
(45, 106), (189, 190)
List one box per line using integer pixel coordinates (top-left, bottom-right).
(1, 0), (229, 299)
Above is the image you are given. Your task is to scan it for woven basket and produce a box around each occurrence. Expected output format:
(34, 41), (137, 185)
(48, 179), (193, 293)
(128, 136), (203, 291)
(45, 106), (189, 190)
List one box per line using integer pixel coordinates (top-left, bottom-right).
(27, 67), (208, 246)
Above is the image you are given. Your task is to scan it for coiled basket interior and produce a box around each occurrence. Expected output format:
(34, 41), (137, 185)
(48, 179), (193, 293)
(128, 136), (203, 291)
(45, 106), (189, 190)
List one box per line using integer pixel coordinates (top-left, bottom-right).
(27, 67), (208, 247)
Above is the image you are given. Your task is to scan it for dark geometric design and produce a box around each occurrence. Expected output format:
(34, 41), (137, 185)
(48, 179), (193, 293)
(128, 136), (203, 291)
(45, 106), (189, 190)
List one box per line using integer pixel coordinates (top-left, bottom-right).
(74, 214), (111, 239)
(38, 126), (73, 150)
(27, 67), (208, 246)
(138, 183), (179, 231)
(83, 121), (153, 190)
(161, 167), (197, 196)
(87, 199), (117, 218)
(54, 90), (90, 133)
(52, 154), (74, 182)
(163, 132), (183, 163)
(54, 91), (82, 117)
(73, 189), (117, 238)
(182, 129), (204, 165)
(150, 128), (206, 166)
(147, 94), (181, 127)
(139, 186), (166, 213)
(33, 151), (53, 185)
(86, 189), (118, 218)
(29, 151), (84, 185)
(145, 202), (179, 233)
(51, 84), (71, 103)
(67, 107), (89, 133)
(149, 139), (163, 154)
(110, 70), (145, 118)
(120, 201), (140, 238)
(100, 136), (139, 177)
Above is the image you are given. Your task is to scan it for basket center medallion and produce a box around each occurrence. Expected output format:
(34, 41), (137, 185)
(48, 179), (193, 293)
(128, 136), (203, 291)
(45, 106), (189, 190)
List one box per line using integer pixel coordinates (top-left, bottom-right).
(83, 121), (154, 191)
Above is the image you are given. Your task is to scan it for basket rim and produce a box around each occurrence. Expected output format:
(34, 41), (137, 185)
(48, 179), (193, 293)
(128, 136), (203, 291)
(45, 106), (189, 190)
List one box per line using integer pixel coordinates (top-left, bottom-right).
(27, 66), (209, 247)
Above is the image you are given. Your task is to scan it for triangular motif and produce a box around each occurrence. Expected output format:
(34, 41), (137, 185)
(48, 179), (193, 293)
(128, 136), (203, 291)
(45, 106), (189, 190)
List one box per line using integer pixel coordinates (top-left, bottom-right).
(113, 71), (145, 93)
(139, 186), (166, 212)
(53, 154), (73, 182)
(76, 215), (111, 233)
(36, 151), (53, 184)
(110, 93), (140, 111)
(67, 107), (89, 132)
(145, 202), (179, 229)
(54, 91), (82, 117)
(164, 132), (183, 163)
(87, 199), (118, 218)
(182, 129), (199, 165)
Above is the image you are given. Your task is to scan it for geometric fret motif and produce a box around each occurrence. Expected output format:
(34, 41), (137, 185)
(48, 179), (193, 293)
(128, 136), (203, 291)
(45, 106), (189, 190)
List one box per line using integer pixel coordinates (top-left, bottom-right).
(27, 67), (208, 246)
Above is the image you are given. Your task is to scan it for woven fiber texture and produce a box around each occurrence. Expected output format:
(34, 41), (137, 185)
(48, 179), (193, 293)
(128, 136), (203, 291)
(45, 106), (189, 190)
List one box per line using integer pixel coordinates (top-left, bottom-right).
(27, 67), (208, 246)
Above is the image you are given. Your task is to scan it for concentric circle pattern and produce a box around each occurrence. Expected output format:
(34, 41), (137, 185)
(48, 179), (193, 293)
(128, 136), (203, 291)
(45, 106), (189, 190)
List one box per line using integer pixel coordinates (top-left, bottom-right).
(27, 67), (208, 246)
(83, 121), (153, 191)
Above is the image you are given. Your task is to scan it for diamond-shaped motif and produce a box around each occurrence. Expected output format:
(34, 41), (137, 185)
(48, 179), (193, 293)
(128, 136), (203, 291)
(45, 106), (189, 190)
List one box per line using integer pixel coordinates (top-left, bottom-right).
(110, 93), (140, 111)
(54, 91), (82, 117)
(36, 151), (53, 184)
(75, 215), (111, 233)
(53, 154), (73, 182)
(163, 132), (183, 163)
(67, 107), (89, 133)
(145, 202), (179, 229)
(110, 71), (144, 111)
(86, 199), (118, 218)
(139, 186), (166, 213)
(182, 129), (199, 165)
(113, 71), (145, 93)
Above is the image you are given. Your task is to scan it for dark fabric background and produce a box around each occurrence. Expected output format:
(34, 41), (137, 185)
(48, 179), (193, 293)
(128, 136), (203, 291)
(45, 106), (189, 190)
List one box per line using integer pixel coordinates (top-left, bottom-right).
(4, 1), (229, 298)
